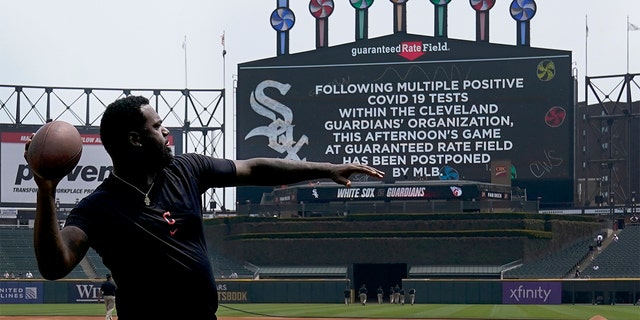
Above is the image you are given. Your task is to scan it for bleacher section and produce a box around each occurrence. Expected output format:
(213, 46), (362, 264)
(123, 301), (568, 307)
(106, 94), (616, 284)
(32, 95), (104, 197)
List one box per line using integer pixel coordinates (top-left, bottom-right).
(1, 227), (252, 279)
(3, 220), (637, 280)
(209, 249), (255, 279)
(0, 228), (40, 278)
(502, 236), (594, 279)
(1, 228), (96, 279)
(85, 248), (111, 278)
(581, 224), (640, 278)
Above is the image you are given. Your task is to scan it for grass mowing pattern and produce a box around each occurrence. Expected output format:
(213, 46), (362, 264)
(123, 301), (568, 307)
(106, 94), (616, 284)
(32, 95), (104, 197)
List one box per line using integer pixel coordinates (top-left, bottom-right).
(216, 303), (638, 320)
(1, 303), (638, 319)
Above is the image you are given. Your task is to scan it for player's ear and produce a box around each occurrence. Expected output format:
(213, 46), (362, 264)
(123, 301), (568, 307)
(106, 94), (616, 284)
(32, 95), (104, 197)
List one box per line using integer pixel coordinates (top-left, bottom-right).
(128, 131), (142, 147)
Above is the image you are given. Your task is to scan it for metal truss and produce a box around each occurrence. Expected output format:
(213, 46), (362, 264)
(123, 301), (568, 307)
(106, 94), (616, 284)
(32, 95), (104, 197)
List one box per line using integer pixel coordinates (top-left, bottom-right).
(579, 74), (640, 208)
(0, 84), (227, 211)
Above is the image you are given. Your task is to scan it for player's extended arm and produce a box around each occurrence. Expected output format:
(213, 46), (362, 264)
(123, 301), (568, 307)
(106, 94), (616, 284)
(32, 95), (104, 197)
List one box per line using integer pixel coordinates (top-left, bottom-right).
(232, 158), (384, 187)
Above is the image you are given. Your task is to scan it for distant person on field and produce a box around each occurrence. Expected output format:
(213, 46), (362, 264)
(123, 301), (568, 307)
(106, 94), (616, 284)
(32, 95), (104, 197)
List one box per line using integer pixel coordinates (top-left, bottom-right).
(377, 285), (384, 304)
(409, 288), (416, 305)
(359, 284), (368, 306)
(100, 274), (117, 320)
(389, 286), (395, 304)
(393, 284), (401, 304)
(343, 286), (351, 305)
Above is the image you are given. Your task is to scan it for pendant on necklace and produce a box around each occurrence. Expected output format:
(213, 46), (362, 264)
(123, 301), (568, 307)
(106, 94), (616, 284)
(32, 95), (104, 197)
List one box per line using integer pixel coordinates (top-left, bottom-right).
(144, 196), (151, 206)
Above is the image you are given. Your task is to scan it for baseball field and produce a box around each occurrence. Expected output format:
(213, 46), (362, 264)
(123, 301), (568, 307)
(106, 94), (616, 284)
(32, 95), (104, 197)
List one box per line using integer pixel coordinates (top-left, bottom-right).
(0, 303), (638, 320)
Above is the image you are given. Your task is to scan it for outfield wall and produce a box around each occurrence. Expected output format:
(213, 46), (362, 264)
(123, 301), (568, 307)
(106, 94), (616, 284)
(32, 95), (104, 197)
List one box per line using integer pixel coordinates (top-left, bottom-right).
(2, 279), (638, 305)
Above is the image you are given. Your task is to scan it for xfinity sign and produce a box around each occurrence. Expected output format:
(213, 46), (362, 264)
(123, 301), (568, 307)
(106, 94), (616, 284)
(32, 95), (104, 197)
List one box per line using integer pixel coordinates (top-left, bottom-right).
(502, 282), (561, 304)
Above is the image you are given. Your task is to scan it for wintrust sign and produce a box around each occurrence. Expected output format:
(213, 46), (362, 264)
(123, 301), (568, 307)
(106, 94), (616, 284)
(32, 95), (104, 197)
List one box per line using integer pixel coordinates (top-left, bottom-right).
(350, 41), (450, 60)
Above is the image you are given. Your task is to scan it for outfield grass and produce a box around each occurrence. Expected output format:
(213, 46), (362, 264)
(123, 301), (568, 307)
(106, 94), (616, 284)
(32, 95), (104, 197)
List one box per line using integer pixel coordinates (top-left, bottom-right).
(0, 303), (638, 319)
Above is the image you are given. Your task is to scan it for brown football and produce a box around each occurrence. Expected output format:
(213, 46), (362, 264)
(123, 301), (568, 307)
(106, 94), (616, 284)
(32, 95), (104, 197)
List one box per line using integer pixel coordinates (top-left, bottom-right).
(26, 120), (83, 180)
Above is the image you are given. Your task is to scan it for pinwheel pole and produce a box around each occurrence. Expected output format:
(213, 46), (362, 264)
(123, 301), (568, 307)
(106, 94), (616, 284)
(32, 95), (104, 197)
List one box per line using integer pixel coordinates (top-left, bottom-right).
(310, 0), (334, 48)
(470, 0), (495, 42)
(271, 0), (296, 56)
(430, 0), (451, 38)
(390, 0), (408, 34)
(510, 0), (537, 47)
(350, 0), (374, 41)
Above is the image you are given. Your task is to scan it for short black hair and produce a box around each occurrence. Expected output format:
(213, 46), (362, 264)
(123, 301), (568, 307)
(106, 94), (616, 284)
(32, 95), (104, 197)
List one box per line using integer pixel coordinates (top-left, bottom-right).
(100, 95), (149, 158)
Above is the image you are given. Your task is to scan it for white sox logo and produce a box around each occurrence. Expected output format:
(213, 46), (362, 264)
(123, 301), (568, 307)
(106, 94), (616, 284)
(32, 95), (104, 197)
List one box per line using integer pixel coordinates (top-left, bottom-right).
(245, 80), (308, 161)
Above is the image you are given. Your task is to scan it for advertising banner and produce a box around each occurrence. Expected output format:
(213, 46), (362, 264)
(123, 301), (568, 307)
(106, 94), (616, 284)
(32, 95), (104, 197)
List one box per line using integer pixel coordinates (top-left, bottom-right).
(0, 281), (43, 304)
(0, 128), (179, 207)
(69, 281), (103, 303)
(502, 281), (562, 304)
(271, 183), (504, 203)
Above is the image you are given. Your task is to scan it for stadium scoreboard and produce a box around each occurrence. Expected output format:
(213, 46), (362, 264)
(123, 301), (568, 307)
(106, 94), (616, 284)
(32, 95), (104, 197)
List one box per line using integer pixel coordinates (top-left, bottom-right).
(236, 33), (573, 205)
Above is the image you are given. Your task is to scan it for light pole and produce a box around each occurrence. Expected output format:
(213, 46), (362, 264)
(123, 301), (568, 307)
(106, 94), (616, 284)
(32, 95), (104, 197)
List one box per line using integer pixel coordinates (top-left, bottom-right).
(609, 192), (615, 217)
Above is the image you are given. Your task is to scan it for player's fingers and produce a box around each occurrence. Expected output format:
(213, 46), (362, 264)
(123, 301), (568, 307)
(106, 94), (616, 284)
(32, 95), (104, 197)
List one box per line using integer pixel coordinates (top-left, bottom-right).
(357, 165), (385, 178)
(24, 133), (34, 152)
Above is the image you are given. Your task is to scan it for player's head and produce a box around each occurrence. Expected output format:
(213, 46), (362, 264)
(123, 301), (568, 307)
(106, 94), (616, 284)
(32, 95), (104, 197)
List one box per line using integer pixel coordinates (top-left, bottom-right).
(106, 274), (112, 280)
(101, 95), (173, 168)
(101, 95), (149, 158)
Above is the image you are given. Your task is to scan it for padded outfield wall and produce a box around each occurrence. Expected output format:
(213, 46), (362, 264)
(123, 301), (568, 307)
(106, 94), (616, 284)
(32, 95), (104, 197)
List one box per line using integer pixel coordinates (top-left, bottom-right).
(2, 279), (638, 305)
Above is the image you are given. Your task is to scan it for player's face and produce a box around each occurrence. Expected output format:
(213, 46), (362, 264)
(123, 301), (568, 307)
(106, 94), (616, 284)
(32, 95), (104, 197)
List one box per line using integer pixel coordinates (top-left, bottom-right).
(139, 105), (173, 168)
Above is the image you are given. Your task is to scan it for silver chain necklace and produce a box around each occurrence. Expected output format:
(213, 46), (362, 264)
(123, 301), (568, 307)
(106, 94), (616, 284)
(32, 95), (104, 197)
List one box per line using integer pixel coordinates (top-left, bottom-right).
(111, 172), (155, 206)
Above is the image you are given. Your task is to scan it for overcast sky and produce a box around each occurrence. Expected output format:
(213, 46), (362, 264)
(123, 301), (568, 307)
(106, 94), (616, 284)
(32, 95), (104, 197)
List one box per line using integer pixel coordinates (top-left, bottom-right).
(2, 1), (638, 208)
(1, 0), (639, 99)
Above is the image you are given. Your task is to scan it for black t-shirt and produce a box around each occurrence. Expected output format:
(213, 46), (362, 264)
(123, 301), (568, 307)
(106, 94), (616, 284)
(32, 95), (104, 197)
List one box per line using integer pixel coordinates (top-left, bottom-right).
(66, 154), (236, 320)
(101, 280), (117, 296)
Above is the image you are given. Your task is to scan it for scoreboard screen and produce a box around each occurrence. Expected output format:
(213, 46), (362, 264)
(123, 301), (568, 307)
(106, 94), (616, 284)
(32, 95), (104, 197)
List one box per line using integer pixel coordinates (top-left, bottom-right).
(236, 34), (573, 205)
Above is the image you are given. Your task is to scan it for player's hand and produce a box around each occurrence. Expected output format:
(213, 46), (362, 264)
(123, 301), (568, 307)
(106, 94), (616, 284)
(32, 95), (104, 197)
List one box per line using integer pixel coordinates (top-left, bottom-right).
(23, 133), (35, 163)
(329, 163), (385, 187)
(24, 133), (61, 189)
